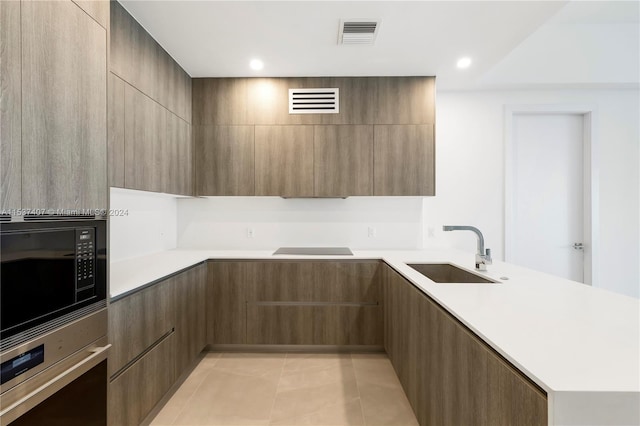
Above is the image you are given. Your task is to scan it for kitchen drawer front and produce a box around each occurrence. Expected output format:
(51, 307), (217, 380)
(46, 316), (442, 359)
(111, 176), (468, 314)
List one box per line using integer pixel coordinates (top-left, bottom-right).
(248, 261), (382, 303)
(246, 304), (382, 345)
(108, 278), (175, 376)
(108, 333), (176, 426)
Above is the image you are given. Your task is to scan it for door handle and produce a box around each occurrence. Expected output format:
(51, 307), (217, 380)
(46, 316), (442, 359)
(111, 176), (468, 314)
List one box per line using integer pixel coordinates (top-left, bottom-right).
(573, 243), (584, 250)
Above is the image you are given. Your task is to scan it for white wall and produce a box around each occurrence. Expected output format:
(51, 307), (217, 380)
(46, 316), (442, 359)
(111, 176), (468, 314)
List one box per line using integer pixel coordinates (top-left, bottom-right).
(110, 188), (178, 262)
(426, 89), (640, 298)
(177, 197), (423, 250)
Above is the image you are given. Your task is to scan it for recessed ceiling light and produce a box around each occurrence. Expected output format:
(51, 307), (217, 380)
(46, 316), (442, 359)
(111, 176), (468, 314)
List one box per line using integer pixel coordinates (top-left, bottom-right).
(250, 59), (264, 70)
(457, 57), (472, 69)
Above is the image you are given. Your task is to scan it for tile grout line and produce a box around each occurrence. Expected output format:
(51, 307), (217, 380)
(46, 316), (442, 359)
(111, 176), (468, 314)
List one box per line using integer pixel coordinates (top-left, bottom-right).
(168, 353), (222, 426)
(267, 352), (288, 425)
(351, 353), (369, 426)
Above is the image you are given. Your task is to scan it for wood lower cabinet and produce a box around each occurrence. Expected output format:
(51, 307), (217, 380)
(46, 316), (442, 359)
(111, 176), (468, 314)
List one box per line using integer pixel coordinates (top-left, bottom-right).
(109, 265), (207, 425)
(175, 264), (207, 374)
(208, 260), (383, 346)
(108, 278), (175, 377)
(383, 264), (547, 426)
(108, 333), (176, 426)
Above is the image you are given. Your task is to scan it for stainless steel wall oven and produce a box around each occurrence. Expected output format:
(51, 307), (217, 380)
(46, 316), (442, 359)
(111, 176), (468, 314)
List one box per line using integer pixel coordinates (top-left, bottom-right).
(0, 217), (109, 425)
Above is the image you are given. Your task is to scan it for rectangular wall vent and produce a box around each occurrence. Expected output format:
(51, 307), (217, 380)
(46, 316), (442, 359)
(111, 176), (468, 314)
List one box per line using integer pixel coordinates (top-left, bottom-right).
(339, 19), (381, 45)
(288, 88), (339, 114)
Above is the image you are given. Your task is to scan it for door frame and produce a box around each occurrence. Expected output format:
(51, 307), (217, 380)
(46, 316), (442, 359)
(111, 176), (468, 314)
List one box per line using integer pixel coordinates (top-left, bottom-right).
(504, 104), (599, 286)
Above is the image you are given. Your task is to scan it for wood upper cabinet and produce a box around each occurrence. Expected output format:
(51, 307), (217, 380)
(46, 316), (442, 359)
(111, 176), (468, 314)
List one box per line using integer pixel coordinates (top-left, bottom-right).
(0, 0), (21, 210)
(374, 124), (435, 196)
(124, 84), (166, 192)
(166, 111), (193, 196)
(314, 125), (373, 197)
(21, 0), (107, 209)
(195, 125), (255, 196)
(255, 125), (314, 197)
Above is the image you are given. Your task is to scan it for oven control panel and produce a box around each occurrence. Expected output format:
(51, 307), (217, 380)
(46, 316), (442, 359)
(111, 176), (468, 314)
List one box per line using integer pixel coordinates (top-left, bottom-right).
(75, 228), (95, 292)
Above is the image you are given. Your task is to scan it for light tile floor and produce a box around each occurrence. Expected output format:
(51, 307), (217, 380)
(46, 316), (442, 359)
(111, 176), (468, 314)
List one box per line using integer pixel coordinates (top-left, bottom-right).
(150, 352), (418, 426)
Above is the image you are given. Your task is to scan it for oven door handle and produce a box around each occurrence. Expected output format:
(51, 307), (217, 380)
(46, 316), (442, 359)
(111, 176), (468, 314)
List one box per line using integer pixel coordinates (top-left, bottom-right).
(0, 344), (111, 425)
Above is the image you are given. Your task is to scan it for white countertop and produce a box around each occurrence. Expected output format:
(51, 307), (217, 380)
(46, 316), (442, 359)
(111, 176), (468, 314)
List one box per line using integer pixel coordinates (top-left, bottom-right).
(110, 248), (640, 411)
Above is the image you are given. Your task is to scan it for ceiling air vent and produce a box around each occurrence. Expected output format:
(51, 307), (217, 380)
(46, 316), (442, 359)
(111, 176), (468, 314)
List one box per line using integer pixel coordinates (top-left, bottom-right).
(289, 88), (339, 114)
(338, 19), (381, 45)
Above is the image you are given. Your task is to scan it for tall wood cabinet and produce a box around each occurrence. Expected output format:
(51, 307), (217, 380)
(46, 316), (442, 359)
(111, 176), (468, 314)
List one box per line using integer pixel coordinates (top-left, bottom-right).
(383, 264), (547, 426)
(1, 0), (108, 211)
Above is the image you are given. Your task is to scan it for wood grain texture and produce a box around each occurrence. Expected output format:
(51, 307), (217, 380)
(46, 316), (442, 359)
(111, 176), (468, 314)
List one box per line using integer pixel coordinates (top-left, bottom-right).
(108, 72), (125, 188)
(72, 0), (109, 29)
(108, 333), (176, 426)
(374, 124), (435, 196)
(194, 125), (255, 196)
(254, 125), (314, 196)
(374, 77), (435, 124)
(124, 84), (166, 192)
(486, 348), (548, 426)
(108, 278), (175, 377)
(192, 78), (251, 126)
(21, 0), (107, 209)
(109, 1), (135, 91)
(175, 264), (207, 375)
(0, 0), (21, 210)
(314, 125), (373, 196)
(207, 261), (252, 344)
(246, 305), (382, 345)
(384, 265), (548, 426)
(166, 111), (192, 195)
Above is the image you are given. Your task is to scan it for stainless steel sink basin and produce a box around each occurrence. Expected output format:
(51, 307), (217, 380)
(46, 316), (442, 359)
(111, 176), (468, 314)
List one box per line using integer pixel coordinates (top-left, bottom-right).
(273, 247), (353, 255)
(407, 263), (499, 284)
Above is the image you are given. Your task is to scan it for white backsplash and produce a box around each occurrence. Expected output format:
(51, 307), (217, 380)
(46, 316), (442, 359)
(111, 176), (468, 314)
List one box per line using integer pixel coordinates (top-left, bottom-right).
(177, 197), (424, 250)
(109, 188), (178, 262)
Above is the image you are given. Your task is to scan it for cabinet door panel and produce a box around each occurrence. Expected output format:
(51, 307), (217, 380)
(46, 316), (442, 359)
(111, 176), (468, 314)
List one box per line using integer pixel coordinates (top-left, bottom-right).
(175, 264), (207, 374)
(314, 125), (373, 196)
(255, 125), (314, 196)
(207, 261), (252, 344)
(108, 279), (175, 377)
(195, 125), (254, 196)
(246, 305), (382, 345)
(167, 111), (192, 195)
(72, 0), (109, 29)
(124, 84), (166, 192)
(374, 124), (435, 196)
(374, 77), (435, 125)
(108, 333), (175, 426)
(108, 73), (125, 188)
(22, 0), (107, 209)
(0, 0), (21, 209)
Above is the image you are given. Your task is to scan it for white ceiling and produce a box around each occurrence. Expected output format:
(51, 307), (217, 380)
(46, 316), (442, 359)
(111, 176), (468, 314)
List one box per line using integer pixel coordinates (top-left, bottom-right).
(119, 0), (640, 90)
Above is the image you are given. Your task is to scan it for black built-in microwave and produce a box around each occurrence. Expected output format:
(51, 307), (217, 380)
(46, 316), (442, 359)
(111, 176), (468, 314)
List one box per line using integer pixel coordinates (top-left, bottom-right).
(0, 218), (107, 345)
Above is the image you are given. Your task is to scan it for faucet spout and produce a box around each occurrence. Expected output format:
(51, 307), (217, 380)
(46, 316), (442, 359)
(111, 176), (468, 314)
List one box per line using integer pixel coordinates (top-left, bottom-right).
(442, 225), (492, 271)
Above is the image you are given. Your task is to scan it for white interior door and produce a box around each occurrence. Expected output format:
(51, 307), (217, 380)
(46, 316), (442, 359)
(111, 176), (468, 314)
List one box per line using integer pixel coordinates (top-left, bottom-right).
(511, 113), (585, 282)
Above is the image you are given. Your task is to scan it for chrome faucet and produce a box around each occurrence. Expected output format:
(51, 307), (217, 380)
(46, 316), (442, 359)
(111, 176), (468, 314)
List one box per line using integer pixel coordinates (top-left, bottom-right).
(443, 225), (492, 271)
